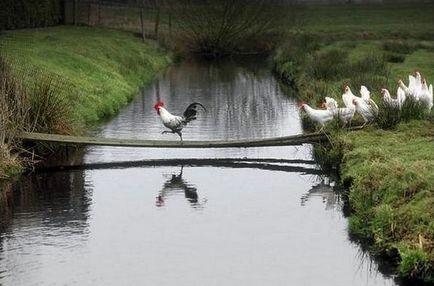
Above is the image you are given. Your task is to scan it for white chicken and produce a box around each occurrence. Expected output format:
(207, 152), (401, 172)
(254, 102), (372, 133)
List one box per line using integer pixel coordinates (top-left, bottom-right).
(398, 71), (423, 100)
(154, 101), (206, 141)
(397, 86), (407, 107)
(324, 96), (338, 109)
(342, 85), (357, 108)
(343, 85), (378, 126)
(299, 102), (334, 130)
(380, 88), (405, 109)
(352, 97), (378, 126)
(419, 78), (433, 110)
(359, 85), (379, 111)
(323, 97), (355, 127)
(414, 71), (423, 95)
(398, 79), (409, 97)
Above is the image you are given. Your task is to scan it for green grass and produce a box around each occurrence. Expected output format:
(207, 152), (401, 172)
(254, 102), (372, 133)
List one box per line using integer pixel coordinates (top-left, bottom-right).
(294, 3), (434, 38)
(0, 26), (171, 127)
(340, 121), (434, 281)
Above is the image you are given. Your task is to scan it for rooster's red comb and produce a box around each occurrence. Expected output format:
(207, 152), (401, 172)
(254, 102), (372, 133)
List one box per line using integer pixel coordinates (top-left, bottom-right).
(153, 101), (164, 110)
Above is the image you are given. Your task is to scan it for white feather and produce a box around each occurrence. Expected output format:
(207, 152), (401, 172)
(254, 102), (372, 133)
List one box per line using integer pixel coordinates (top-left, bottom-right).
(360, 85), (371, 103)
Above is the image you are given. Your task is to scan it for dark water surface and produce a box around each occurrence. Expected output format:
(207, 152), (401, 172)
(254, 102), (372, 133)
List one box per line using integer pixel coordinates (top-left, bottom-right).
(0, 58), (398, 285)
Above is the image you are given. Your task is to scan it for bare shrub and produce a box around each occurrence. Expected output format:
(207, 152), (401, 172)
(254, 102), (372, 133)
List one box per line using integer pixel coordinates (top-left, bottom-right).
(167, 0), (289, 56)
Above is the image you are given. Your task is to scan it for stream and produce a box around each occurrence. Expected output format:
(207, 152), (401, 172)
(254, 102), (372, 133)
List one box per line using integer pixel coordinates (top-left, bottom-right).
(0, 57), (400, 286)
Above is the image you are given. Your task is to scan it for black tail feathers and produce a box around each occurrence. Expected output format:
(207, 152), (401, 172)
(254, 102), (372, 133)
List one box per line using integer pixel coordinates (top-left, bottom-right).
(183, 102), (206, 122)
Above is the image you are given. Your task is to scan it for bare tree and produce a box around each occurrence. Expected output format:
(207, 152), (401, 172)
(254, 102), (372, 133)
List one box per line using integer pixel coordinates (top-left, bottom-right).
(166, 0), (288, 56)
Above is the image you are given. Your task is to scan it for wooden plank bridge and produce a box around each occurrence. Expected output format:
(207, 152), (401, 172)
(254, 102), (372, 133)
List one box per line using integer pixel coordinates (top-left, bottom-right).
(18, 131), (328, 148)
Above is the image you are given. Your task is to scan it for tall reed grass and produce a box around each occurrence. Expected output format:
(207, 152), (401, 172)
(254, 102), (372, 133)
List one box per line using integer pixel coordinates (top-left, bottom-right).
(0, 55), (73, 176)
(0, 56), (73, 136)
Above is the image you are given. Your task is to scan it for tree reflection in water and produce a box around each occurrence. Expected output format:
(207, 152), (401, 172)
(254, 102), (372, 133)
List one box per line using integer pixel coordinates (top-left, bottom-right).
(156, 166), (207, 209)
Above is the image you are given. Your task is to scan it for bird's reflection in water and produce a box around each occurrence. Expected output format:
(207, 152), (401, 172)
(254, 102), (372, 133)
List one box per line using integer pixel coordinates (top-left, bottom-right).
(300, 178), (341, 210)
(155, 166), (207, 209)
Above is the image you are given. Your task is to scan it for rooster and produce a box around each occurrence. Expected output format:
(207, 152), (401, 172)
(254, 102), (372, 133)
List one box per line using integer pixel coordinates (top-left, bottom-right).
(154, 101), (206, 141)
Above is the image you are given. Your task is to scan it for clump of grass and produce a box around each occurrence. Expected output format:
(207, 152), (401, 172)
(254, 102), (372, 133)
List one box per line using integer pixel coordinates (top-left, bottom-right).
(371, 204), (396, 246)
(273, 32), (321, 84)
(0, 144), (22, 179)
(0, 56), (73, 135)
(376, 102), (402, 130)
(311, 134), (345, 173)
(385, 53), (406, 63)
(26, 74), (73, 134)
(0, 56), (26, 146)
(383, 40), (415, 55)
(305, 49), (348, 81)
(0, 55), (74, 176)
(300, 80), (330, 103)
(0, 56), (26, 177)
(376, 95), (431, 130)
(351, 53), (388, 75)
(400, 96), (430, 121)
(398, 247), (432, 280)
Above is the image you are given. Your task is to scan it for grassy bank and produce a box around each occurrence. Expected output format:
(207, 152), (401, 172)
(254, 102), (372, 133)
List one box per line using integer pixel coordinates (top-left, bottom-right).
(273, 3), (434, 282)
(0, 26), (170, 126)
(0, 26), (171, 177)
(341, 121), (434, 281)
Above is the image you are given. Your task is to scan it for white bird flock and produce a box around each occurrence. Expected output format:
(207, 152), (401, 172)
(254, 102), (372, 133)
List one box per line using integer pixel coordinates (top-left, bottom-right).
(300, 70), (433, 129)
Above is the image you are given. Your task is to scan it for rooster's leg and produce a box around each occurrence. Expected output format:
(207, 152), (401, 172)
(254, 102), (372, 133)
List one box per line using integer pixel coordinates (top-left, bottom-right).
(176, 131), (183, 141)
(162, 130), (174, 135)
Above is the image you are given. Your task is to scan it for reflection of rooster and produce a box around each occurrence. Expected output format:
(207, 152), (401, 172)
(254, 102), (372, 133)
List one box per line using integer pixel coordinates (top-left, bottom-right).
(156, 166), (206, 208)
(154, 101), (206, 141)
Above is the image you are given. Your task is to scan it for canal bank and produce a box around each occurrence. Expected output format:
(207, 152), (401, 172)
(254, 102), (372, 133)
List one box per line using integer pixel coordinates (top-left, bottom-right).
(273, 32), (434, 282)
(0, 26), (172, 177)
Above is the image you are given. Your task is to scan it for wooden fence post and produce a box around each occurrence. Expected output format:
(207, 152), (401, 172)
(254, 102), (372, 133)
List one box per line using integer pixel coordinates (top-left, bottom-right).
(73, 0), (78, 25)
(154, 1), (160, 38)
(87, 1), (91, 26)
(97, 0), (101, 25)
(140, 3), (146, 42)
